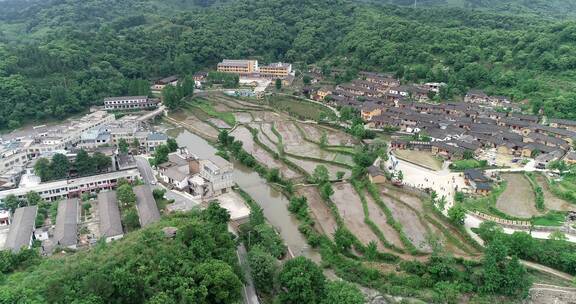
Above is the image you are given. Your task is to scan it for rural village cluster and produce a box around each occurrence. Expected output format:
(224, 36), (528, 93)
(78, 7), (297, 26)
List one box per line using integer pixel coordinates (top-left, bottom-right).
(0, 58), (575, 260)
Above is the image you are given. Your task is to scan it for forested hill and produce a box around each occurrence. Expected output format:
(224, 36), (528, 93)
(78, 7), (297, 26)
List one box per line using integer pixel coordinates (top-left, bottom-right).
(1, 0), (576, 130)
(365, 0), (576, 19)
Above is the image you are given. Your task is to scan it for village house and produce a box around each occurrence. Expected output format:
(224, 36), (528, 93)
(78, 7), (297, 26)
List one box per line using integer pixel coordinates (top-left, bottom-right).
(564, 151), (576, 165)
(360, 102), (383, 121)
(549, 119), (576, 132)
(464, 169), (492, 195)
(151, 76), (178, 91)
(315, 87), (332, 101)
(367, 166), (387, 184)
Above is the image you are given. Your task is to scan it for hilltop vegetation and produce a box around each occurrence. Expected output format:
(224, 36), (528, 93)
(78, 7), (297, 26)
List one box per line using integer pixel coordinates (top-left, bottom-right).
(1, 0), (576, 130)
(0, 206), (244, 303)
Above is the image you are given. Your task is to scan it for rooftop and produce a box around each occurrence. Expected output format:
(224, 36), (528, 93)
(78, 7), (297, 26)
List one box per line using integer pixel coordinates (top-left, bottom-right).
(133, 185), (161, 227)
(4, 206), (37, 252)
(98, 191), (124, 238)
(53, 199), (79, 247)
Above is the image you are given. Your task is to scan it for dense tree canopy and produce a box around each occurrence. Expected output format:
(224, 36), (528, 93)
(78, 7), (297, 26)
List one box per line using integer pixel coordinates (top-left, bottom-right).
(0, 208), (243, 303)
(2, 0), (576, 130)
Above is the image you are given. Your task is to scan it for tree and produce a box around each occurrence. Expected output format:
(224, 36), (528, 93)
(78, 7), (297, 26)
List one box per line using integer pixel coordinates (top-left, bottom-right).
(303, 75), (311, 85)
(167, 138), (178, 153)
(278, 257), (326, 304)
(118, 138), (129, 154)
(336, 171), (345, 180)
(203, 201), (230, 226)
(75, 150), (96, 176)
(93, 152), (111, 172)
(117, 184), (136, 209)
(322, 281), (364, 304)
(122, 207), (140, 232)
(463, 150), (474, 160)
(25, 191), (43, 206)
(275, 78), (282, 90)
(334, 227), (354, 252)
(131, 138), (140, 149)
(319, 132), (328, 148)
(3, 195), (21, 213)
(162, 85), (184, 110)
(51, 153), (70, 180)
(549, 230), (567, 241)
(34, 158), (52, 182)
(448, 204), (466, 225)
(152, 144), (170, 166)
(312, 165), (329, 184)
(248, 245), (278, 294)
(481, 237), (530, 297)
(319, 183), (334, 200)
(192, 260), (242, 304)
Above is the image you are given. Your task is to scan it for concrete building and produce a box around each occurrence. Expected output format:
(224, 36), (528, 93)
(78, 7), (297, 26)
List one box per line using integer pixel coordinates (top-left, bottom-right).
(53, 199), (79, 249)
(151, 76), (178, 91)
(199, 156), (234, 196)
(4, 206), (37, 252)
(104, 96), (159, 111)
(133, 185), (161, 227)
(0, 141), (30, 175)
(259, 62), (293, 78)
(0, 169), (141, 203)
(146, 132), (168, 152)
(0, 210), (10, 226)
(97, 191), (124, 242)
(217, 59), (259, 75)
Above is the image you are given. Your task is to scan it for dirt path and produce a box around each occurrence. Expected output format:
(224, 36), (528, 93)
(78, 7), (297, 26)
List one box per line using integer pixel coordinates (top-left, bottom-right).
(496, 174), (541, 218)
(522, 260), (574, 281)
(536, 174), (576, 212)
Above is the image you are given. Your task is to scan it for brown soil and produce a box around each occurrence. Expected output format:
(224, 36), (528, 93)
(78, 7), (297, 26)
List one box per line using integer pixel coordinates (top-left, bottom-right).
(364, 191), (404, 249)
(231, 126), (300, 179)
(332, 183), (384, 250)
(496, 174), (542, 218)
(296, 187), (338, 238)
(536, 174), (576, 212)
(299, 123), (357, 146)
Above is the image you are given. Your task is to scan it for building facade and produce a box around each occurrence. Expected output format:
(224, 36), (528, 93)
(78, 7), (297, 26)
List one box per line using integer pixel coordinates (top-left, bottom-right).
(104, 96), (159, 111)
(217, 60), (259, 75)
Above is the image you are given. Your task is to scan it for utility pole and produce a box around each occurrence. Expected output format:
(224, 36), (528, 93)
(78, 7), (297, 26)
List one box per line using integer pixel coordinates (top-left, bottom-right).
(414, 0), (417, 8)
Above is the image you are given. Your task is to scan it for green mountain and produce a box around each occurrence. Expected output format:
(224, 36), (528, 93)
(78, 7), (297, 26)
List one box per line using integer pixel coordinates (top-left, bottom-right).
(366, 0), (576, 19)
(1, 0), (576, 131)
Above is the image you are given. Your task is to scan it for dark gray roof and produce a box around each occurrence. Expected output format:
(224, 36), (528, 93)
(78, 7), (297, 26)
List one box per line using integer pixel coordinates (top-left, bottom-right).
(98, 191), (124, 239)
(54, 199), (79, 247)
(134, 185), (161, 227)
(5, 206), (37, 252)
(146, 132), (168, 141)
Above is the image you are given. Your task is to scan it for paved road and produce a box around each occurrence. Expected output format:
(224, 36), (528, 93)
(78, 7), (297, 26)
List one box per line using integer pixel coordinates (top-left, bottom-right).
(237, 243), (260, 304)
(135, 156), (156, 185)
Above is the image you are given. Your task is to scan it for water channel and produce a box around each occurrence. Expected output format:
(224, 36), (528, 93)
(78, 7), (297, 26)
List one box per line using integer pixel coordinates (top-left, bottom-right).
(163, 125), (319, 260)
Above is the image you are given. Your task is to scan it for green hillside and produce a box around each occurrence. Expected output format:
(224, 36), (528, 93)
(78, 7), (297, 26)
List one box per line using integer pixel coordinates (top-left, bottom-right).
(0, 208), (243, 303)
(1, 0), (576, 130)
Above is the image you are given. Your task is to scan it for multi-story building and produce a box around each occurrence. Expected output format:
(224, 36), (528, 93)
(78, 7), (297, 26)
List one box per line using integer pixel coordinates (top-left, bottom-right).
(259, 62), (293, 78)
(104, 96), (159, 111)
(217, 60), (259, 75)
(199, 156), (234, 195)
(0, 169), (140, 203)
(0, 141), (30, 175)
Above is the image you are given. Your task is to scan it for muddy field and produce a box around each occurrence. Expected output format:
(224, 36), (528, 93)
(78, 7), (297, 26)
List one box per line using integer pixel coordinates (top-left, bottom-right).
(296, 186), (338, 238)
(286, 156), (350, 179)
(231, 126), (300, 179)
(332, 183), (383, 250)
(536, 174), (576, 212)
(364, 191), (404, 249)
(298, 123), (357, 146)
(380, 192), (432, 252)
(234, 112), (253, 123)
(169, 110), (220, 138)
(276, 121), (350, 164)
(497, 174), (541, 218)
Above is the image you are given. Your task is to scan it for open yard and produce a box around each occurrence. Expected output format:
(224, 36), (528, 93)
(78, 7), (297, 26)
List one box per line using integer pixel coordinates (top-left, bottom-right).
(394, 150), (443, 171)
(332, 183), (384, 250)
(496, 174), (542, 218)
